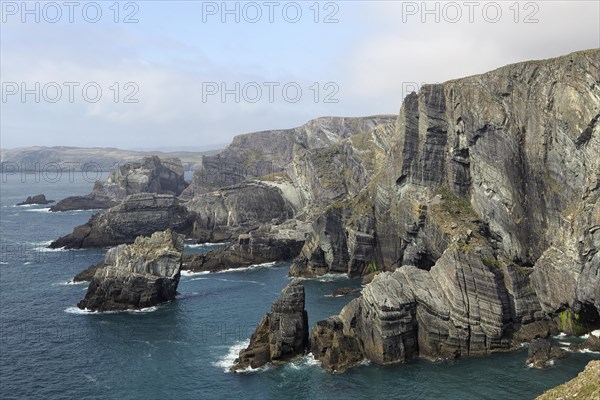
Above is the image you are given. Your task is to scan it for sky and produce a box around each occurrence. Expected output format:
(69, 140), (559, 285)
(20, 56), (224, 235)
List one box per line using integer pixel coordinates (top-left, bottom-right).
(1, 0), (599, 150)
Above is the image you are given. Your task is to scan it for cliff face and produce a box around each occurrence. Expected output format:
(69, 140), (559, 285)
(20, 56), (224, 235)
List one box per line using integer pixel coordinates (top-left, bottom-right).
(308, 49), (600, 370)
(180, 115), (396, 199)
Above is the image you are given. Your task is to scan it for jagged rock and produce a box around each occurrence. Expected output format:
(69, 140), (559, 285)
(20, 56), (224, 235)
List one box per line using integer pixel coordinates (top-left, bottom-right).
(231, 280), (309, 371)
(312, 243), (556, 371)
(16, 194), (54, 206)
(51, 156), (188, 212)
(310, 317), (363, 372)
(49, 194), (194, 249)
(185, 181), (296, 242)
(73, 245), (124, 282)
(570, 330), (600, 352)
(78, 230), (184, 312)
(526, 338), (567, 368)
(182, 223), (306, 273)
(535, 360), (600, 400)
(181, 116), (396, 199)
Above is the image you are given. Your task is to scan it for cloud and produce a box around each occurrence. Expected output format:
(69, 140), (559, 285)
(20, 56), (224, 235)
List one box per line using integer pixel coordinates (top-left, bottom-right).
(1, 1), (598, 149)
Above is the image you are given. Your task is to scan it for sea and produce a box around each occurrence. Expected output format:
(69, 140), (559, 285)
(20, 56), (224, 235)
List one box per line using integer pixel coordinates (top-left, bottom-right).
(1, 170), (598, 400)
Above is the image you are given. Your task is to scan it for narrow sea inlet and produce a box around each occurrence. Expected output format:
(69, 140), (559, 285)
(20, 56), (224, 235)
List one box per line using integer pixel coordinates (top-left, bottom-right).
(1, 173), (598, 399)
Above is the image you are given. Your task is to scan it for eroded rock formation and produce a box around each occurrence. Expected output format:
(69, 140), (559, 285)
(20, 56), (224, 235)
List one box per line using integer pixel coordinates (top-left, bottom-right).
(231, 280), (309, 371)
(50, 193), (194, 249)
(51, 156), (188, 211)
(78, 230), (184, 312)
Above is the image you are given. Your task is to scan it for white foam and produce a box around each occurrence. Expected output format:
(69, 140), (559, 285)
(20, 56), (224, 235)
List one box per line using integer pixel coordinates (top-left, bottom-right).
(64, 305), (159, 315)
(0, 262), (8, 265)
(186, 242), (226, 248)
(553, 332), (568, 338)
(591, 330), (600, 338)
(216, 261), (279, 274)
(316, 273), (350, 282)
(181, 270), (210, 276)
(213, 340), (250, 372)
(578, 349), (600, 354)
(287, 354), (321, 370)
(23, 207), (51, 213)
(63, 280), (88, 286)
(558, 341), (570, 346)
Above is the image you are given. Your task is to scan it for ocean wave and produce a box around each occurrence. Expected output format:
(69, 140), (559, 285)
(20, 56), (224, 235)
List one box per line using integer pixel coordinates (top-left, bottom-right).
(23, 207), (51, 213)
(287, 354), (321, 370)
(213, 340), (250, 372)
(215, 261), (279, 274)
(64, 280), (88, 286)
(0, 262), (8, 265)
(553, 332), (568, 339)
(181, 270), (210, 276)
(294, 273), (350, 282)
(64, 305), (159, 315)
(185, 242), (227, 249)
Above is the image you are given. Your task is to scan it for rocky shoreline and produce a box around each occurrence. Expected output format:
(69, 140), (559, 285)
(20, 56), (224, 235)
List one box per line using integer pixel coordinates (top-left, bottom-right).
(56, 50), (600, 378)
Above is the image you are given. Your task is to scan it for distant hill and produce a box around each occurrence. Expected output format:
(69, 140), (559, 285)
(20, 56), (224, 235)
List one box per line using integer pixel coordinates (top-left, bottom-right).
(0, 146), (221, 172)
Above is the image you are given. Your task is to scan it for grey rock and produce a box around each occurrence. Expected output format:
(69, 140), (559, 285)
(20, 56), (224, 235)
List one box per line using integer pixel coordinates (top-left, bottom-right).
(16, 194), (54, 206)
(51, 156), (188, 212)
(526, 338), (567, 368)
(231, 280), (309, 371)
(181, 115), (396, 199)
(77, 230), (184, 312)
(49, 193), (194, 249)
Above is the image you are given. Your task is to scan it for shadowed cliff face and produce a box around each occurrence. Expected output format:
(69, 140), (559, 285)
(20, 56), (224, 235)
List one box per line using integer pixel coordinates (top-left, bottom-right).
(307, 49), (600, 371)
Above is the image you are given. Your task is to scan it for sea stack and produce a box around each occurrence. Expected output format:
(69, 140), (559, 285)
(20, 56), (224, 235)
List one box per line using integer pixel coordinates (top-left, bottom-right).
(231, 279), (309, 371)
(77, 229), (184, 312)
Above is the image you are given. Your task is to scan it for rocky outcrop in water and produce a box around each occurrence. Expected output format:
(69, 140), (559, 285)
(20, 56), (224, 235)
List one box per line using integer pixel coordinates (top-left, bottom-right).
(526, 338), (567, 368)
(78, 230), (184, 312)
(16, 194), (54, 206)
(49, 193), (194, 249)
(50, 156), (188, 211)
(231, 280), (309, 371)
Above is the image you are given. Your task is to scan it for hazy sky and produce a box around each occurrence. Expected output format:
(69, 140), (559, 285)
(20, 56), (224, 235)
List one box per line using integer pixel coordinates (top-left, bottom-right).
(1, 1), (599, 150)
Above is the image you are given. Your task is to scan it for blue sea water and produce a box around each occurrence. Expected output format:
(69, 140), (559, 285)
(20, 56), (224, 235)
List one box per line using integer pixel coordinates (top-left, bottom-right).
(0, 171), (598, 400)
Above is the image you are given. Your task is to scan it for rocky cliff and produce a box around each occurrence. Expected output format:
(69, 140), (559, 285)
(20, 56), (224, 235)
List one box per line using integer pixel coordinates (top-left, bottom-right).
(231, 280), (309, 371)
(50, 156), (188, 211)
(308, 49), (600, 370)
(180, 115), (396, 199)
(78, 230), (184, 312)
(50, 193), (194, 249)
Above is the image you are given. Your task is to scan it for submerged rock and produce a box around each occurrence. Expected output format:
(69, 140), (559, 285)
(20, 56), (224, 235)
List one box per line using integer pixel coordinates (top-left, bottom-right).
(16, 194), (54, 206)
(78, 230), (184, 312)
(231, 280), (309, 371)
